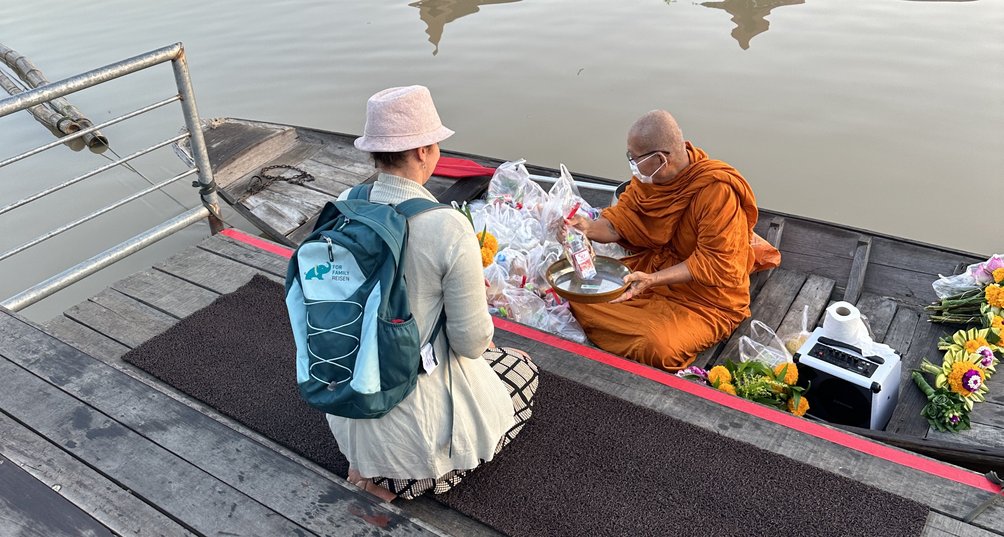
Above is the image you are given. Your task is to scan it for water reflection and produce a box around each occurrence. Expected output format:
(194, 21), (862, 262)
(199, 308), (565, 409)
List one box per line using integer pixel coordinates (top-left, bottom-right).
(410, 0), (521, 55)
(700, 0), (804, 50)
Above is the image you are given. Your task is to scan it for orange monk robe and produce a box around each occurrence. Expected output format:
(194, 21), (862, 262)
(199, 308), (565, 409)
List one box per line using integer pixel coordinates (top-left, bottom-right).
(569, 142), (778, 372)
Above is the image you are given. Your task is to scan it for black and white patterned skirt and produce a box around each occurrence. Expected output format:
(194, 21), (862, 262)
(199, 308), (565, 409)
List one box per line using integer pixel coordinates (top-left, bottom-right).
(371, 346), (539, 500)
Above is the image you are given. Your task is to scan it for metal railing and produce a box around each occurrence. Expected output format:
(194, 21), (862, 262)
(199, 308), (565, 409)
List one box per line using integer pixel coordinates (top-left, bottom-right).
(0, 43), (222, 312)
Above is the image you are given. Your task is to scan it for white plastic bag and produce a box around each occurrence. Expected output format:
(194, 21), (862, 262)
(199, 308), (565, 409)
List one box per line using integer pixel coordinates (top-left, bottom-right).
(739, 320), (792, 367)
(486, 160), (548, 213)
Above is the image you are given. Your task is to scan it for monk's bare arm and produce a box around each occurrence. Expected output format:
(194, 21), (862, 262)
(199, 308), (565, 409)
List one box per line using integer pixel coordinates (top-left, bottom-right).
(611, 262), (692, 303)
(569, 215), (621, 243)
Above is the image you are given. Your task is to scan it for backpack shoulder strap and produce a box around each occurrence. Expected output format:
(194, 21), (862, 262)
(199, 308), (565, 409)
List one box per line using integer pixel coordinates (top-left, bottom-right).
(395, 197), (447, 219)
(348, 184), (372, 201)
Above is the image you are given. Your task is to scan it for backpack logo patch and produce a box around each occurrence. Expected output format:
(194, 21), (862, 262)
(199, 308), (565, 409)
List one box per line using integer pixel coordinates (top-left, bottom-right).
(304, 262), (331, 281)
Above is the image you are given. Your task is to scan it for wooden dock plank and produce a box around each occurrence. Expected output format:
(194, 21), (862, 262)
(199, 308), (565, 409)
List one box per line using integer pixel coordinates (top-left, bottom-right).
(0, 310), (435, 537)
(0, 329), (314, 536)
(111, 269), (220, 319)
(0, 454), (115, 537)
(43, 315), (130, 362)
(922, 512), (1002, 537)
(155, 246), (282, 295)
(492, 325), (1004, 533)
(0, 414), (193, 537)
(197, 233), (289, 277)
(63, 289), (176, 349)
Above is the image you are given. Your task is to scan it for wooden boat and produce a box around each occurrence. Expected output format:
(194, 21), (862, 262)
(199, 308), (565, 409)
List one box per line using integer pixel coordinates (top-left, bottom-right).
(195, 117), (1004, 474)
(5, 116), (1000, 536)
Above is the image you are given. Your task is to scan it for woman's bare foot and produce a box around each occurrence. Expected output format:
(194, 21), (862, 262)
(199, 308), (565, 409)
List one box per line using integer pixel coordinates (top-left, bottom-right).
(347, 467), (397, 503)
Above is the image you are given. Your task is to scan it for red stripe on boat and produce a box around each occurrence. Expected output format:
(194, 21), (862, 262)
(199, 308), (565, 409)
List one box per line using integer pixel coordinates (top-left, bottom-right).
(222, 228), (1001, 494)
(221, 228), (295, 257)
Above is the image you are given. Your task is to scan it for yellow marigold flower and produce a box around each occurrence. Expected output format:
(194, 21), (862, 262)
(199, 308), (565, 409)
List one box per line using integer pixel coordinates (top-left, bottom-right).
(987, 285), (1004, 308)
(718, 382), (737, 396)
(773, 362), (798, 385)
(477, 231), (498, 252)
(992, 316), (1004, 331)
(965, 337), (990, 354)
(788, 396), (810, 417)
(947, 361), (983, 396)
(995, 268), (1004, 284)
(480, 246), (495, 268)
(708, 365), (732, 386)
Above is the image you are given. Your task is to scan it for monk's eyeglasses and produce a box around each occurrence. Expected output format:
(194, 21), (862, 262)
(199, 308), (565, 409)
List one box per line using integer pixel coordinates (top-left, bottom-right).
(626, 150), (670, 167)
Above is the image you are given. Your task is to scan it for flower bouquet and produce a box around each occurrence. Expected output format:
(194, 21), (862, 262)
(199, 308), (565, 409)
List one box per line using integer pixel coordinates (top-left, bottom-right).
(911, 371), (970, 433)
(927, 255), (1004, 325)
(679, 360), (809, 416)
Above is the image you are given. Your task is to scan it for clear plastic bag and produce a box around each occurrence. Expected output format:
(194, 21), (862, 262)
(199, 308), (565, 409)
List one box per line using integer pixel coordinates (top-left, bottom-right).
(738, 320), (792, 367)
(486, 160), (548, 213)
(780, 305), (813, 355)
(501, 287), (550, 329)
(546, 301), (588, 343)
(541, 164), (592, 241)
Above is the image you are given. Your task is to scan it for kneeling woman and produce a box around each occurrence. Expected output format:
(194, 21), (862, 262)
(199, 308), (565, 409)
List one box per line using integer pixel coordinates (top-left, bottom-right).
(329, 85), (538, 501)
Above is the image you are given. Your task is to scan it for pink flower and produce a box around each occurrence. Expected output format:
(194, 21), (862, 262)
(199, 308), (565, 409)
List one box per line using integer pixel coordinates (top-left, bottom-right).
(976, 346), (995, 368)
(676, 366), (709, 384)
(963, 369), (983, 392)
(985, 254), (1004, 273)
(969, 263), (994, 286)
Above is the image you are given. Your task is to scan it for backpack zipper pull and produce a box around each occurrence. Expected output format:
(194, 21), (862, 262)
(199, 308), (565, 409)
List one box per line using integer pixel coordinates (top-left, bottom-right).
(336, 217), (350, 231)
(323, 236), (334, 262)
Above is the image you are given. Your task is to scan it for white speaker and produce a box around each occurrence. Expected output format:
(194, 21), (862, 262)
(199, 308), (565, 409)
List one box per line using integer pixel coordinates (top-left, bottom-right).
(793, 328), (901, 430)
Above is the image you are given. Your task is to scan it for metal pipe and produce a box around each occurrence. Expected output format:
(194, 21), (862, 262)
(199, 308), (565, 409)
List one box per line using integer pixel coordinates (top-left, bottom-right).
(0, 43), (182, 118)
(0, 95), (181, 169)
(0, 69), (79, 135)
(0, 133), (189, 217)
(0, 168), (197, 263)
(1, 206), (210, 312)
(171, 49), (224, 234)
(529, 173), (619, 193)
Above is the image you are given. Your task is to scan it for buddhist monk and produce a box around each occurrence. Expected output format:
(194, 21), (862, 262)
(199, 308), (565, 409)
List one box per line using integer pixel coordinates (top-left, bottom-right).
(565, 110), (779, 371)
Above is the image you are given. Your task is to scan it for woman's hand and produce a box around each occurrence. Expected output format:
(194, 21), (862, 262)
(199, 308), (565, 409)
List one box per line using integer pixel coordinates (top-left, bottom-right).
(611, 271), (656, 303)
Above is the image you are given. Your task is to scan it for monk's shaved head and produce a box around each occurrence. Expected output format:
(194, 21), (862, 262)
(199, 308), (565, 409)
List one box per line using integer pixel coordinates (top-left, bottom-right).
(628, 110), (685, 157)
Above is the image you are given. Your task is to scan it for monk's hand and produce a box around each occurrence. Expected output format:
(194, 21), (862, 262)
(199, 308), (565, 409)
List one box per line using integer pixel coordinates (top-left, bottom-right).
(611, 271), (654, 303)
(560, 214), (591, 240)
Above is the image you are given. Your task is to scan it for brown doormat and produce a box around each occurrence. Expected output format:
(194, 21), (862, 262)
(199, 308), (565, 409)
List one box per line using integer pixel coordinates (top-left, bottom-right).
(123, 275), (928, 537)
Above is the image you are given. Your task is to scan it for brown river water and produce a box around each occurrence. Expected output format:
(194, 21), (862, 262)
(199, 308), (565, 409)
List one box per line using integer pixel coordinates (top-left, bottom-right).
(1, 0), (1001, 321)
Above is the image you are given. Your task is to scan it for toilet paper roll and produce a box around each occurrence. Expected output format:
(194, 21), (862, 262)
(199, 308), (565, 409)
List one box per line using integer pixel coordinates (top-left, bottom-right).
(822, 301), (868, 344)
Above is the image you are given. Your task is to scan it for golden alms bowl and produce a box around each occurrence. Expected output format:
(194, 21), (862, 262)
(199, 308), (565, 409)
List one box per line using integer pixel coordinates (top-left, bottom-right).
(545, 256), (631, 304)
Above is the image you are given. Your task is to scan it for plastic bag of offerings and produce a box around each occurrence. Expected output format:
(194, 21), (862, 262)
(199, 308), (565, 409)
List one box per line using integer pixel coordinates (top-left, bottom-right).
(738, 320), (792, 367)
(486, 159), (548, 214)
(541, 164), (595, 241)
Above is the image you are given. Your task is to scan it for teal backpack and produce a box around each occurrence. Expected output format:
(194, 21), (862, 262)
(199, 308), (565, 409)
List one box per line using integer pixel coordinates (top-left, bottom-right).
(285, 184), (447, 419)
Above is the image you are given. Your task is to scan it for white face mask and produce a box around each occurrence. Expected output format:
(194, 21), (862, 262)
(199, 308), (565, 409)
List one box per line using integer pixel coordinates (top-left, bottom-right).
(628, 152), (665, 184)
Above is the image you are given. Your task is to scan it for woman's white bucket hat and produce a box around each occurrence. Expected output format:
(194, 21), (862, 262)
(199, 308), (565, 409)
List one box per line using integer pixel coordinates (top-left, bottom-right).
(354, 85), (455, 152)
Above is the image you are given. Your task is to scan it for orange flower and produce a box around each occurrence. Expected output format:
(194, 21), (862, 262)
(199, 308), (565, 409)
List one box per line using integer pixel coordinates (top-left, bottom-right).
(480, 246), (495, 268)
(965, 337), (990, 354)
(708, 365), (732, 386)
(986, 285), (1004, 308)
(992, 316), (1004, 331)
(477, 231), (498, 252)
(718, 382), (737, 396)
(994, 268), (1004, 284)
(788, 396), (810, 417)
(773, 362), (798, 385)
(947, 361), (983, 396)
